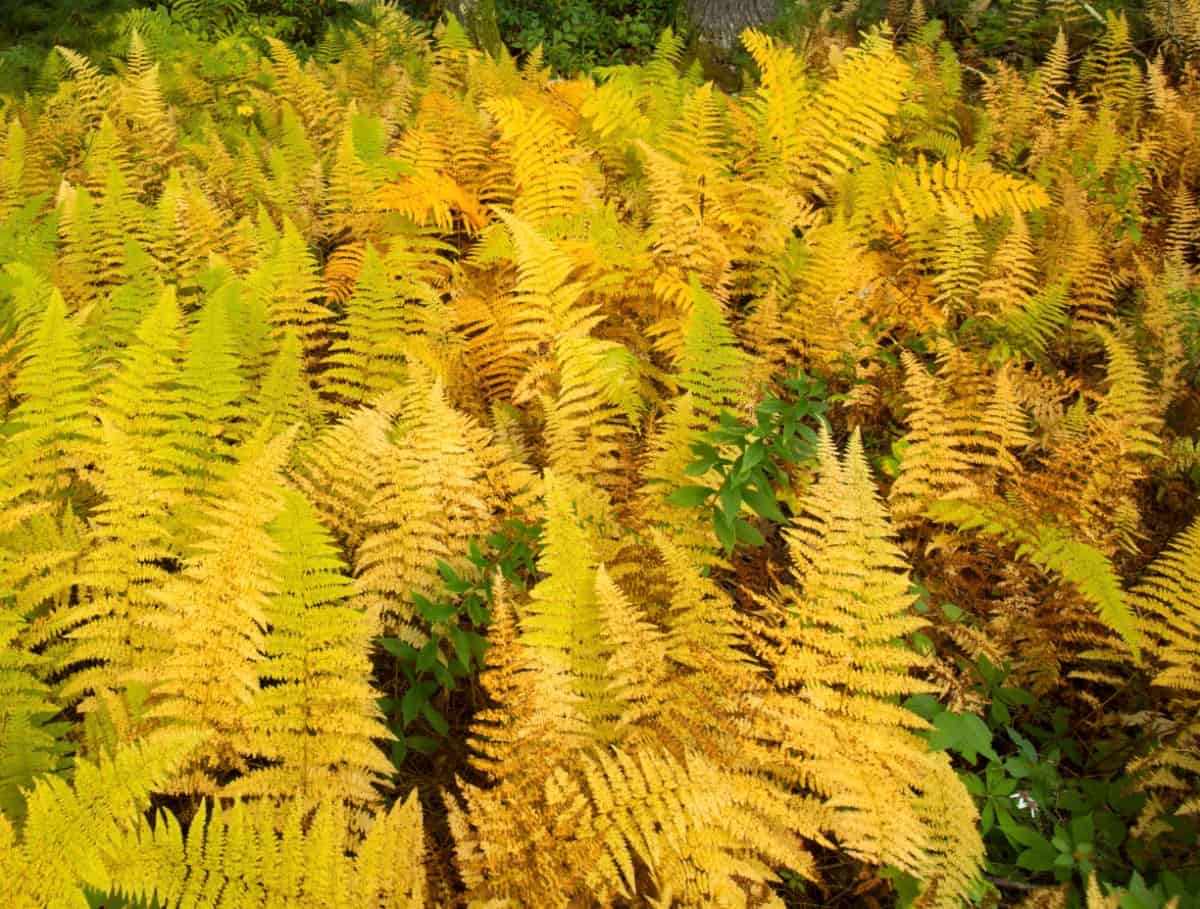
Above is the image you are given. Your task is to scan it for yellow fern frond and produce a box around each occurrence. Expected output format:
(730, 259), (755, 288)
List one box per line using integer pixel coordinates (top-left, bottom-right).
(145, 430), (294, 794)
(793, 28), (911, 196)
(113, 792), (427, 909)
(354, 370), (497, 635)
(225, 490), (393, 807)
(0, 730), (204, 909)
(486, 96), (588, 226)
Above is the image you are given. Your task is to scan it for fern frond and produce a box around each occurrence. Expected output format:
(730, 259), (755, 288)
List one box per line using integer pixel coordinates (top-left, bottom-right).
(1136, 516), (1200, 695)
(793, 29), (911, 196)
(911, 153), (1051, 219)
(264, 37), (339, 150)
(249, 332), (323, 434)
(677, 275), (750, 418)
(889, 350), (981, 522)
(785, 215), (880, 364)
(929, 497), (1138, 653)
(112, 791), (427, 909)
(517, 469), (615, 743)
(55, 47), (111, 125)
(1080, 12), (1141, 115)
(1127, 517), (1200, 825)
(0, 120), (28, 222)
(746, 430), (984, 903)
(0, 730), (204, 909)
(468, 581), (586, 779)
(145, 430), (294, 793)
(52, 420), (175, 704)
(742, 29), (809, 170)
(978, 214), (1039, 318)
(321, 244), (409, 404)
(752, 429), (935, 723)
(1092, 325), (1163, 460)
(293, 391), (404, 551)
(1, 289), (95, 498)
(225, 490), (393, 807)
(160, 284), (246, 497)
(932, 203), (986, 315)
(486, 96), (587, 226)
(97, 285), (184, 478)
(453, 744), (818, 907)
(248, 218), (332, 357)
(1036, 29), (1071, 114)
(0, 604), (66, 827)
(354, 369), (496, 634)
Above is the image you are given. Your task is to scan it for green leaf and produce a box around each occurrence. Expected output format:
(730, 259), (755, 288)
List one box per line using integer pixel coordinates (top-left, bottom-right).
(903, 693), (944, 722)
(416, 598), (457, 624)
(741, 484), (787, 523)
(469, 632), (491, 663)
(401, 681), (438, 727)
(940, 602), (964, 621)
(465, 599), (489, 625)
(999, 810), (1051, 852)
(685, 442), (719, 474)
(431, 662), (455, 688)
(742, 439), (765, 471)
(713, 508), (736, 552)
(416, 640), (439, 673)
(720, 483), (741, 524)
(990, 699), (1011, 727)
(1070, 814), (1094, 845)
(666, 485), (712, 508)
(927, 711), (998, 763)
(1016, 843), (1059, 872)
(999, 685), (1034, 707)
(406, 735), (439, 755)
(437, 559), (471, 593)
(378, 637), (416, 661)
(910, 632), (934, 656)
(981, 801), (995, 834)
(734, 518), (765, 546)
(377, 697), (400, 714)
(421, 702), (450, 737)
(450, 626), (473, 670)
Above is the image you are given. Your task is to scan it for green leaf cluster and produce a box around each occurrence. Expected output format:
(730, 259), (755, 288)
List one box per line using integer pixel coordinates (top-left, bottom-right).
(667, 371), (828, 552)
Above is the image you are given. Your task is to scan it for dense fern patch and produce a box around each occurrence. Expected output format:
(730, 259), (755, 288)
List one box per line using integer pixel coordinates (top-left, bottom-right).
(1, 5), (1199, 907)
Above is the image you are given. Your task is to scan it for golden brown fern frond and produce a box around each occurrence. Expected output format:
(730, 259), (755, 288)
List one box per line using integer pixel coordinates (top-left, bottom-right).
(889, 350), (982, 523)
(451, 744), (819, 908)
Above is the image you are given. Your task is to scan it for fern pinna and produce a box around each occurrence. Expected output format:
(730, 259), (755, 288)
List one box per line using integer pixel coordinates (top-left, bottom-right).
(1, 6), (1198, 908)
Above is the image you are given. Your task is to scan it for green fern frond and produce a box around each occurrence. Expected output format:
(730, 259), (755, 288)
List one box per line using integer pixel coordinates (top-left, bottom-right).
(0, 604), (67, 827)
(321, 244), (410, 404)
